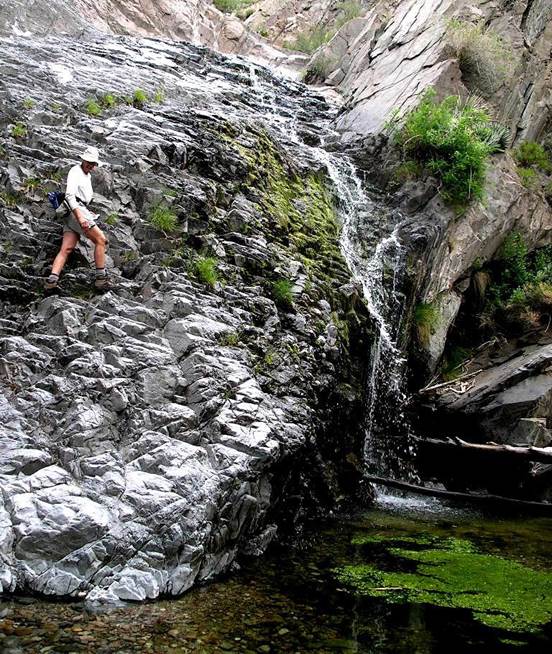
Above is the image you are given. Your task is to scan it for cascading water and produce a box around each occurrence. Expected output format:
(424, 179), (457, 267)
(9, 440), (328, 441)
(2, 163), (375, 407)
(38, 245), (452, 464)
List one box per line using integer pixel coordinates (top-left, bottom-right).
(238, 63), (415, 481)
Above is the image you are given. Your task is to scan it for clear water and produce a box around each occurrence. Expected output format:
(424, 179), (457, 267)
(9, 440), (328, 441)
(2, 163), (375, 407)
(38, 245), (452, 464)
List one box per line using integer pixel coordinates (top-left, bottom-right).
(2, 498), (550, 653)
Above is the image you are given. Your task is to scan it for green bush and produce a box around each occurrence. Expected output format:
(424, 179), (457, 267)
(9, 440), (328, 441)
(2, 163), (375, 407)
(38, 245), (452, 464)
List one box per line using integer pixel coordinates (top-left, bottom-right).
(85, 98), (102, 116)
(271, 278), (294, 309)
(193, 256), (218, 288)
(213, 0), (254, 13)
(149, 204), (178, 232)
(11, 122), (27, 139)
(285, 26), (333, 54)
(304, 53), (338, 82)
(517, 167), (538, 189)
(336, 1), (363, 28)
(514, 142), (551, 172)
(448, 19), (513, 96)
(392, 91), (500, 205)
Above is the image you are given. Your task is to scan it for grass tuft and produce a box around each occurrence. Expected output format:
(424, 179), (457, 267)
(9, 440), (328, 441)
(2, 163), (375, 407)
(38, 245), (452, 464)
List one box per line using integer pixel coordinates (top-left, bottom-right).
(193, 256), (218, 288)
(149, 204), (178, 233)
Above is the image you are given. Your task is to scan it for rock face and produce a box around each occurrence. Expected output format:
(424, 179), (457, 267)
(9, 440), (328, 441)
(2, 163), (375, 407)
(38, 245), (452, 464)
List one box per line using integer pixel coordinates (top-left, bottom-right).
(424, 343), (552, 444)
(0, 26), (371, 603)
(0, 0), (306, 71)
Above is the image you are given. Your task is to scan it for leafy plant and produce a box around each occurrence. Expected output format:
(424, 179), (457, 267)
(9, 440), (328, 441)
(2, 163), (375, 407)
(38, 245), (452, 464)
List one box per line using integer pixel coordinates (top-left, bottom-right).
(0, 192), (20, 208)
(23, 177), (42, 192)
(193, 256), (218, 288)
(271, 278), (294, 309)
(11, 122), (27, 139)
(85, 98), (102, 116)
(22, 98), (35, 109)
(441, 345), (472, 381)
(391, 91), (500, 205)
(447, 19), (513, 96)
(149, 204), (178, 233)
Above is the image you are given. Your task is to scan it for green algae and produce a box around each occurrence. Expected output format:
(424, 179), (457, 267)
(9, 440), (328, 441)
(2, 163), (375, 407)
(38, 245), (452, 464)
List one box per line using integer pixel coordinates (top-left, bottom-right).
(335, 535), (552, 634)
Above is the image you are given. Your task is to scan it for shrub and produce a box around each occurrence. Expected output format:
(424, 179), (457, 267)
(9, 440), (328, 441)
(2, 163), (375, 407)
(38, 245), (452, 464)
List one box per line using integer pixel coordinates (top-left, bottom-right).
(256, 25), (269, 38)
(213, 0), (254, 13)
(414, 302), (439, 344)
(85, 98), (102, 116)
(304, 53), (338, 82)
(336, 1), (363, 28)
(149, 204), (178, 232)
(447, 19), (513, 96)
(22, 98), (35, 109)
(517, 167), (537, 189)
(11, 122), (27, 138)
(271, 278), (294, 309)
(193, 256), (218, 288)
(285, 26), (333, 54)
(514, 142), (551, 172)
(133, 88), (148, 107)
(392, 91), (499, 205)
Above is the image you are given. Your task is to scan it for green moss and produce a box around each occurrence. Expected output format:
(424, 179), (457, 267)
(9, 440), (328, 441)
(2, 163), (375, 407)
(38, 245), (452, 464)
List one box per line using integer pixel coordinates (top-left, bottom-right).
(234, 130), (344, 291)
(414, 301), (439, 344)
(335, 536), (552, 634)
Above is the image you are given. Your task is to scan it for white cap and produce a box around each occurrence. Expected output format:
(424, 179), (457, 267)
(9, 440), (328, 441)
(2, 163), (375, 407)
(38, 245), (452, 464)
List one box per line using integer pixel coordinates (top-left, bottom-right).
(81, 146), (101, 165)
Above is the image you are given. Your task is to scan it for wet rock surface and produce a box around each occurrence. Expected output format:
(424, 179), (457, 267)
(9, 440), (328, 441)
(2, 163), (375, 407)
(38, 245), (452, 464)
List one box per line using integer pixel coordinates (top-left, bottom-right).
(0, 29), (370, 603)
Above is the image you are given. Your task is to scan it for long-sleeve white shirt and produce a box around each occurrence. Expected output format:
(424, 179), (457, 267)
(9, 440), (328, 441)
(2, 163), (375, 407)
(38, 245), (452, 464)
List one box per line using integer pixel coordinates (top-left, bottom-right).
(65, 164), (93, 211)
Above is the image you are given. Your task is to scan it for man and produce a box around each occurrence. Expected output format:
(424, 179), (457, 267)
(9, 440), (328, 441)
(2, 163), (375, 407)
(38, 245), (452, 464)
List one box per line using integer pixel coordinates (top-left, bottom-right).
(44, 146), (111, 290)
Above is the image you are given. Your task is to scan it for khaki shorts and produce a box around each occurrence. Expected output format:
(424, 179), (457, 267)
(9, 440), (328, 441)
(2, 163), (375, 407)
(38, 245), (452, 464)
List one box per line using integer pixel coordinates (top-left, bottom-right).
(63, 206), (98, 236)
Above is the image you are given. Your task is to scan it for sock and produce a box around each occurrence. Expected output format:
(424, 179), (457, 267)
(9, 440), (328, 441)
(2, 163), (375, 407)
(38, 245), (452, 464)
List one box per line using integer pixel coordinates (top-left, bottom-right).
(95, 268), (107, 278)
(47, 273), (59, 283)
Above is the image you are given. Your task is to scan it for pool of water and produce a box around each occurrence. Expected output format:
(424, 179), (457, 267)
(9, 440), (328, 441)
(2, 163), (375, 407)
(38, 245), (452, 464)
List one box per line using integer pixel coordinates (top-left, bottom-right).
(1, 492), (551, 653)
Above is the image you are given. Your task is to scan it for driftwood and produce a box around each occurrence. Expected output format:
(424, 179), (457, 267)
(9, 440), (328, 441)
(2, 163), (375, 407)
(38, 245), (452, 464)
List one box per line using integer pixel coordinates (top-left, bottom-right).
(418, 369), (483, 395)
(419, 436), (552, 464)
(365, 474), (552, 513)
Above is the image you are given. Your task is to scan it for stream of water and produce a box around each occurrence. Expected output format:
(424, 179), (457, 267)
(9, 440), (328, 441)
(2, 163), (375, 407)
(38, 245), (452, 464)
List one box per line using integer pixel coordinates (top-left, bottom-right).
(2, 499), (551, 653)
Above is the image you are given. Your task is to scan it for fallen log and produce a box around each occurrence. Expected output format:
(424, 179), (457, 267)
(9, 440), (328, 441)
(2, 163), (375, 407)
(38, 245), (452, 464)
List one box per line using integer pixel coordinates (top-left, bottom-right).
(417, 437), (552, 464)
(365, 474), (552, 514)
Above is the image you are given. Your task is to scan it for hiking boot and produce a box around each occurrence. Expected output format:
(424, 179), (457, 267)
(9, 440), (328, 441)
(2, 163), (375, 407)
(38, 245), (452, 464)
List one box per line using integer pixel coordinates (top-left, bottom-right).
(44, 276), (59, 291)
(94, 275), (113, 291)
